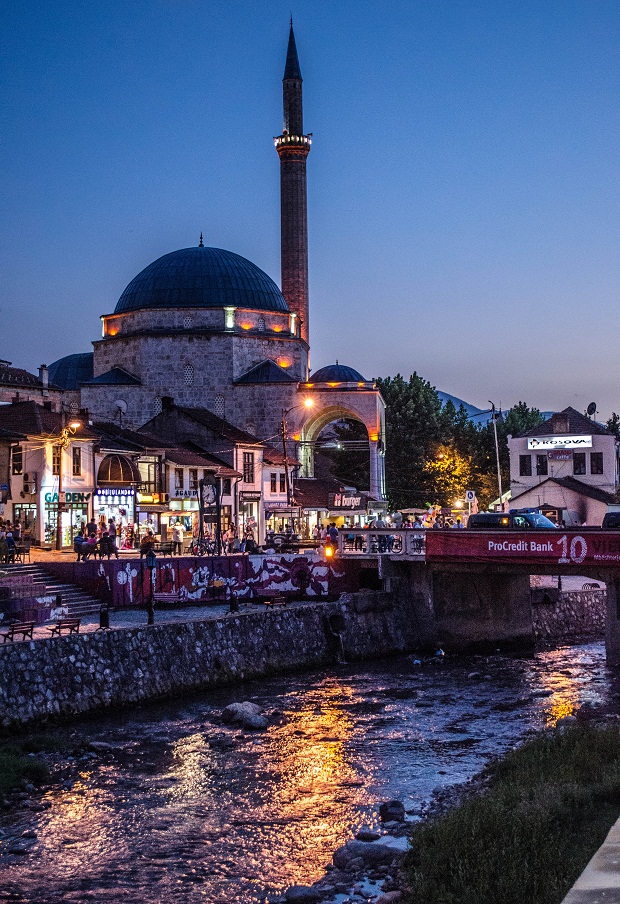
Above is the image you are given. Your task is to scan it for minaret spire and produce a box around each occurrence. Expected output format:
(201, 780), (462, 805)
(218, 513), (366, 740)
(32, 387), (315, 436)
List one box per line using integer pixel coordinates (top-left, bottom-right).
(275, 22), (311, 346)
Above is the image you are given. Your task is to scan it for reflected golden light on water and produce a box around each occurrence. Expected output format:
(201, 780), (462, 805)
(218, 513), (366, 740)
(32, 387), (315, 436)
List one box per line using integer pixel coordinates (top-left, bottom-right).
(529, 660), (580, 726)
(166, 732), (214, 801)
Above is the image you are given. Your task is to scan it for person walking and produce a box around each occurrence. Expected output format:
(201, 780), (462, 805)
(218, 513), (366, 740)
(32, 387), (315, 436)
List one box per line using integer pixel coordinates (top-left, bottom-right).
(171, 521), (184, 556)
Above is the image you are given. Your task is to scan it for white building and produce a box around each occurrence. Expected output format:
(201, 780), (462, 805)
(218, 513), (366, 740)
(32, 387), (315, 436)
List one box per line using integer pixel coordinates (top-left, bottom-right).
(508, 407), (619, 526)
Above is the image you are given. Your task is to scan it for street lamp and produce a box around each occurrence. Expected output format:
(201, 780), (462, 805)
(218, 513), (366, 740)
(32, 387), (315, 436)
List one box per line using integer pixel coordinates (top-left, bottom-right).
(145, 548), (157, 625)
(55, 417), (82, 551)
(281, 398), (314, 508)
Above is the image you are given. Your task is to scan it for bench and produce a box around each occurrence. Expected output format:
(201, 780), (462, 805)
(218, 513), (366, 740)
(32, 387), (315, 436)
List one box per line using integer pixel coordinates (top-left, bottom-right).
(153, 542), (174, 556)
(264, 594), (287, 607)
(0, 622), (35, 643)
(47, 618), (81, 636)
(152, 591), (184, 606)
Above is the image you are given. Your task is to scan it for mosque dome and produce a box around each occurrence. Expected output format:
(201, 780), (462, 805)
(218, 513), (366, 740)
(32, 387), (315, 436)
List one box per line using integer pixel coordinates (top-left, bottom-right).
(48, 353), (94, 390)
(310, 363), (367, 383)
(114, 246), (289, 315)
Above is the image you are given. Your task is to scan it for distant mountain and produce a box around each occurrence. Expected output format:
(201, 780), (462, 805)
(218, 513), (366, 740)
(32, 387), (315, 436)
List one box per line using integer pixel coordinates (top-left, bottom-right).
(437, 391), (554, 425)
(437, 391), (490, 424)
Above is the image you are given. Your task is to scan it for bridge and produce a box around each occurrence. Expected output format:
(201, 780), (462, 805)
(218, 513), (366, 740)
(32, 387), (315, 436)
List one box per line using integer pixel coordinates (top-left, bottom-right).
(337, 528), (620, 662)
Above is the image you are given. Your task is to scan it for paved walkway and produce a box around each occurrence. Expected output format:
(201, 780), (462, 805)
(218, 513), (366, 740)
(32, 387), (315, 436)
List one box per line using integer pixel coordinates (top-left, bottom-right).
(562, 816), (620, 903)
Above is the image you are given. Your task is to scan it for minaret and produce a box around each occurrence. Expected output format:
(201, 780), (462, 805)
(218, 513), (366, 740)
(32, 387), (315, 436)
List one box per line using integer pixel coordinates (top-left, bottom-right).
(275, 22), (311, 346)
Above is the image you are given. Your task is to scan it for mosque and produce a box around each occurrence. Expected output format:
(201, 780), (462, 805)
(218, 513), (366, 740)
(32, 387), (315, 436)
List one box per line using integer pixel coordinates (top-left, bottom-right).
(48, 25), (386, 502)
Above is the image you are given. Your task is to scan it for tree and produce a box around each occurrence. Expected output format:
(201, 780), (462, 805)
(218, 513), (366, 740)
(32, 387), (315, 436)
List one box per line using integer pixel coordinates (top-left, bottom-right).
(375, 373), (451, 510)
(607, 413), (620, 438)
(421, 444), (475, 507)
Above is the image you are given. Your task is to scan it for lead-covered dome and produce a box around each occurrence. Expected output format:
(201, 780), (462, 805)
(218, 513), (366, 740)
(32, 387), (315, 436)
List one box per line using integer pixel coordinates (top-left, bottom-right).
(310, 363), (367, 382)
(114, 247), (289, 315)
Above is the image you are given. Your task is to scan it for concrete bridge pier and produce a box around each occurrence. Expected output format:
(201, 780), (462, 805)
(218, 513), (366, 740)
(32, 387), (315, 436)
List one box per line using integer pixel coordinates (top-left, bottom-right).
(431, 569), (534, 652)
(604, 573), (620, 665)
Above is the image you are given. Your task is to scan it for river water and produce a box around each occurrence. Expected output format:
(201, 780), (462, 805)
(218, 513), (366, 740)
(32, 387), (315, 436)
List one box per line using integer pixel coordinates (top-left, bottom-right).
(1, 641), (617, 904)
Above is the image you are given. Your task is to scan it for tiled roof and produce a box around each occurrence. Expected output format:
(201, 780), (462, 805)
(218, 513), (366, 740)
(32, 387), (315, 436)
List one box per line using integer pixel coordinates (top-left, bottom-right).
(91, 422), (173, 452)
(511, 475), (616, 505)
(85, 368), (141, 386)
(0, 401), (96, 439)
(180, 443), (242, 478)
(174, 406), (264, 446)
(235, 360), (297, 384)
(293, 477), (348, 509)
(517, 407), (611, 438)
(0, 363), (54, 390)
(263, 445), (296, 466)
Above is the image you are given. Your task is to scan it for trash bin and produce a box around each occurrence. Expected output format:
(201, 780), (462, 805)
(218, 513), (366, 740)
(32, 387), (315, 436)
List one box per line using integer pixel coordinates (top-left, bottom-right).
(99, 605), (110, 630)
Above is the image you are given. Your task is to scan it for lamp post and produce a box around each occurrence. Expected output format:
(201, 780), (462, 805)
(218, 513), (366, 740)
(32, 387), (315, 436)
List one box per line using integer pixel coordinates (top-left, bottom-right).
(145, 548), (156, 625)
(280, 398), (314, 523)
(55, 415), (81, 551)
(489, 401), (503, 511)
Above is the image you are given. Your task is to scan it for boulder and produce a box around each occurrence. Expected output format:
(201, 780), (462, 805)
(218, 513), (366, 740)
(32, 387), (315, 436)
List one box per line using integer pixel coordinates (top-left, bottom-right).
(379, 800), (406, 822)
(221, 701), (267, 729)
(333, 836), (408, 869)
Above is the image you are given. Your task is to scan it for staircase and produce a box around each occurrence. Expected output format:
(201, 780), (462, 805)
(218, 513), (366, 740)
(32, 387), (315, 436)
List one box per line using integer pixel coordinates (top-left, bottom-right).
(2, 563), (103, 618)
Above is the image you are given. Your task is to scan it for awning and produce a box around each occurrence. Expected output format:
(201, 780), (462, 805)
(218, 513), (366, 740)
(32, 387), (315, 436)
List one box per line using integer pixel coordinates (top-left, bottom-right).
(97, 454), (141, 486)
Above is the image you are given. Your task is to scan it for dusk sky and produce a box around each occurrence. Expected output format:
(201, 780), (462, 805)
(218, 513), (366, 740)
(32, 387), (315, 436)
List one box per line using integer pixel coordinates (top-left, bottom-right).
(2, 1), (619, 418)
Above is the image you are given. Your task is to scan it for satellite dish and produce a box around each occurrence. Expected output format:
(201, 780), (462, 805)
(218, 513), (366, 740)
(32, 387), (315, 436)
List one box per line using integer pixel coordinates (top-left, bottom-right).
(587, 402), (597, 417)
(115, 399), (128, 414)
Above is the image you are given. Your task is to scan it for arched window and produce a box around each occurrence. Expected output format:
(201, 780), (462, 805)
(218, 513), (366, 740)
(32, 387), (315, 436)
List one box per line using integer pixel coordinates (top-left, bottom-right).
(154, 397), (163, 416)
(184, 364), (194, 386)
(257, 316), (266, 332)
(183, 315), (193, 329)
(214, 394), (225, 418)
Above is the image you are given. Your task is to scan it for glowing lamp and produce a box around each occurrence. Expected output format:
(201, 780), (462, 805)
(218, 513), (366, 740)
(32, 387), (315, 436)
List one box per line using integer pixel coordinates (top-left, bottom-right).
(273, 325), (283, 332)
(324, 544), (334, 559)
(303, 397), (314, 408)
(369, 433), (379, 442)
(240, 322), (253, 331)
(277, 357), (291, 368)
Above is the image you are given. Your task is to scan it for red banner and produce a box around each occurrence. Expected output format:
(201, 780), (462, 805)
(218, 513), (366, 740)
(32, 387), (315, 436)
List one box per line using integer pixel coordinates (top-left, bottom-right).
(425, 531), (620, 567)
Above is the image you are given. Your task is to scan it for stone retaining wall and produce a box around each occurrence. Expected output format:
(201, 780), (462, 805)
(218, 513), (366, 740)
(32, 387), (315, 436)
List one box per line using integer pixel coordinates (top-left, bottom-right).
(0, 592), (423, 728)
(532, 588), (606, 639)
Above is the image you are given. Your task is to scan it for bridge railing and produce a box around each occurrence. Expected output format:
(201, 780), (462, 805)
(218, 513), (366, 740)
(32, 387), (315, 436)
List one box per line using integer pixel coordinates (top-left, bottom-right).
(339, 529), (426, 560)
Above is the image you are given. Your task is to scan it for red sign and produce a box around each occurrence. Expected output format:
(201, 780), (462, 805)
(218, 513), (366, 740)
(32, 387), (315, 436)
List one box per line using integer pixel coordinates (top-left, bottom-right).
(548, 450), (573, 461)
(425, 531), (620, 567)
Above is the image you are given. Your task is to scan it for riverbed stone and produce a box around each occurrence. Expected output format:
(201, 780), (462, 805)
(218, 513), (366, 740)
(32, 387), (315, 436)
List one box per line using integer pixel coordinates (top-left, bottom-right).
(379, 800), (406, 822)
(284, 885), (322, 902)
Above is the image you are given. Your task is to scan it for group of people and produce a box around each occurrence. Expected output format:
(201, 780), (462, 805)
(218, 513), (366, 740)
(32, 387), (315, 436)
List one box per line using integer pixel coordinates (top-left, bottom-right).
(74, 516), (120, 561)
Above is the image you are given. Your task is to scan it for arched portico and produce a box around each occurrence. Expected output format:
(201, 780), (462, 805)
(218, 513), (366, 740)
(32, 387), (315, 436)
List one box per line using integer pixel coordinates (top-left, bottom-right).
(292, 389), (386, 500)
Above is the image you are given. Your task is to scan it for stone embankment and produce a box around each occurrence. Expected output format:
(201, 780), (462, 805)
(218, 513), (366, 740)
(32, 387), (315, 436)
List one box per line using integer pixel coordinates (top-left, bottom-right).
(532, 587), (605, 640)
(0, 592), (425, 728)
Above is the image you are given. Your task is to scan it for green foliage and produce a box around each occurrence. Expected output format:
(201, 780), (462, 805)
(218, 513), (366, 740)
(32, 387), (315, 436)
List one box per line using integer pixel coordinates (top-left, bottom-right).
(607, 413), (620, 438)
(404, 724), (620, 904)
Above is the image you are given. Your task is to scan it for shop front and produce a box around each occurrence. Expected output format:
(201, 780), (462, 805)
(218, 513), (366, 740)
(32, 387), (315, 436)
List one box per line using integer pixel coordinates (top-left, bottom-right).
(95, 454), (141, 546)
(327, 491), (381, 528)
(44, 490), (92, 548)
(239, 491), (261, 540)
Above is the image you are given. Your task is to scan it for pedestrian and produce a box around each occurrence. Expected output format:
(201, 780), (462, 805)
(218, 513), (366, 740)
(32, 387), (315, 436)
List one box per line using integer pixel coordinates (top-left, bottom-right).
(140, 531), (155, 558)
(171, 520), (184, 556)
(328, 522), (339, 546)
(108, 517), (117, 542)
(87, 516), (97, 536)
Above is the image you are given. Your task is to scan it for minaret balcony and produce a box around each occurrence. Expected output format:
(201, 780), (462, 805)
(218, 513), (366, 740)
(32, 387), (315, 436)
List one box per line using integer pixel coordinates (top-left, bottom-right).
(274, 133), (312, 150)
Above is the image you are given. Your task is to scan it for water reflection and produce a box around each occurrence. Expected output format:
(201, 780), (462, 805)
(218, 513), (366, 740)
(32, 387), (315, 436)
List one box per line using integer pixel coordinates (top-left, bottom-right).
(0, 642), (616, 903)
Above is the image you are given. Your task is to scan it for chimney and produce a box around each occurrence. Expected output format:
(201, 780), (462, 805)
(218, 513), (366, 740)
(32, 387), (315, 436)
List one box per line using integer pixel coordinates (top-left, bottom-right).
(39, 364), (49, 389)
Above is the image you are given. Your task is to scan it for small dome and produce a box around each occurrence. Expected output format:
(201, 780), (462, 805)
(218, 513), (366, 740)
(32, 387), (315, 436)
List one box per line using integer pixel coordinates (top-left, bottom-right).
(97, 454), (141, 486)
(114, 246), (289, 315)
(310, 363), (367, 383)
(48, 353), (94, 390)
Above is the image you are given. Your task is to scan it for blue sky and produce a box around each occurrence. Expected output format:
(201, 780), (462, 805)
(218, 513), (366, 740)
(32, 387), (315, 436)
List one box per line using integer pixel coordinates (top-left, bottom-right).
(2, 1), (619, 418)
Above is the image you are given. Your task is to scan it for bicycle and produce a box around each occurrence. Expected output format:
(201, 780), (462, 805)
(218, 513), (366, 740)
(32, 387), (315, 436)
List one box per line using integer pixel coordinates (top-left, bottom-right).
(188, 537), (215, 556)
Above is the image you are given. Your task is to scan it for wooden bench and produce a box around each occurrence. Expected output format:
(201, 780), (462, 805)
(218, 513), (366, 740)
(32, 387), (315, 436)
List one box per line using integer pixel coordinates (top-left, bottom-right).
(264, 594), (287, 607)
(47, 618), (81, 636)
(0, 622), (35, 643)
(153, 542), (174, 556)
(152, 591), (184, 606)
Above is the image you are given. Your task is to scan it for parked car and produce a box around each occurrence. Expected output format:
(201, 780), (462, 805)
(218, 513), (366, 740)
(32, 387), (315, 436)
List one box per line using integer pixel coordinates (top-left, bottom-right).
(467, 510), (558, 530)
(602, 512), (620, 529)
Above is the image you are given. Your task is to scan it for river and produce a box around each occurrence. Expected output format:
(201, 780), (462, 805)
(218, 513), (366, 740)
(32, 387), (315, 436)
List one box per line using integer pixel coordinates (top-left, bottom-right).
(1, 641), (616, 903)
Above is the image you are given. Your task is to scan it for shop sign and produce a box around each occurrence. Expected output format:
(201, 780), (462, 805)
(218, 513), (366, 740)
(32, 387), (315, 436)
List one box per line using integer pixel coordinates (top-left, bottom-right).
(527, 435), (592, 450)
(328, 493), (367, 510)
(548, 450), (573, 461)
(95, 487), (135, 497)
(266, 501), (290, 508)
(45, 491), (91, 504)
(173, 489), (198, 498)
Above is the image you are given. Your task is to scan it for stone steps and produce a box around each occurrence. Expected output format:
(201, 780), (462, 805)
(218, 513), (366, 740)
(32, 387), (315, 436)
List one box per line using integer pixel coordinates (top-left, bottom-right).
(2, 563), (103, 616)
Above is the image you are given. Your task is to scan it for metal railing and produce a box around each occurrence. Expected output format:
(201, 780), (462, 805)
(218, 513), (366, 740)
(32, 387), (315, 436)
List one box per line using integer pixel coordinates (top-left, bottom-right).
(339, 529), (426, 559)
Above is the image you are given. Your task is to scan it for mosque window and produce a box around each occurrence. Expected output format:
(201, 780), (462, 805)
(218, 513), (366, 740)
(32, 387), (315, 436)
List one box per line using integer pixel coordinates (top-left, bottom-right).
(154, 397), (163, 416)
(257, 317), (266, 332)
(184, 364), (194, 386)
(183, 316), (193, 329)
(214, 394), (225, 418)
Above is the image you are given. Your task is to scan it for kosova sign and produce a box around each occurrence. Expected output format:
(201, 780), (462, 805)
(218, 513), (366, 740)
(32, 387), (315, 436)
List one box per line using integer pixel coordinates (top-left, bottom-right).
(425, 531), (620, 567)
(527, 435), (592, 450)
